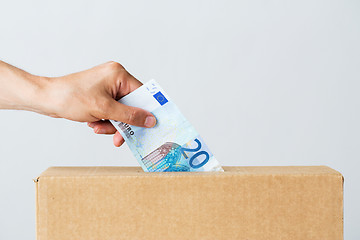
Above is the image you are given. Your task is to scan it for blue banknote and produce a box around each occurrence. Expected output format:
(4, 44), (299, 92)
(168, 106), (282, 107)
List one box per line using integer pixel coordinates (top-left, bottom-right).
(110, 80), (223, 172)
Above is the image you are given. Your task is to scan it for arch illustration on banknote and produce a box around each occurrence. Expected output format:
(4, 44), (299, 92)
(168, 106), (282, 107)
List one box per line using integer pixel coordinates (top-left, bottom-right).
(142, 142), (190, 172)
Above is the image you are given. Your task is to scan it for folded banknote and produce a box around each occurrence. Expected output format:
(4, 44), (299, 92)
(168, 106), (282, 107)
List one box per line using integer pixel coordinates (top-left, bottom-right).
(110, 80), (223, 172)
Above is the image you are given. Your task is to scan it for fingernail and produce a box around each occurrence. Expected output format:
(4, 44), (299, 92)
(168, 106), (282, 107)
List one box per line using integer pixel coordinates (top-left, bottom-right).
(94, 127), (102, 134)
(144, 116), (156, 128)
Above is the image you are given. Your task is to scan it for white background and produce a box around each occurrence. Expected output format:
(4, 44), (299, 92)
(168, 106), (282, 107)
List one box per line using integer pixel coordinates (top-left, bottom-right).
(0, 0), (359, 239)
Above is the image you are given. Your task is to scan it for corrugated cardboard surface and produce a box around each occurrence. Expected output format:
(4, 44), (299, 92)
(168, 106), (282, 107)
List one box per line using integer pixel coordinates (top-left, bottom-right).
(35, 166), (343, 240)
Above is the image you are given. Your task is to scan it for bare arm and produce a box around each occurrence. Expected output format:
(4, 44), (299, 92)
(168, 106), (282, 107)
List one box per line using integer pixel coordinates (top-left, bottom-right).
(0, 61), (48, 112)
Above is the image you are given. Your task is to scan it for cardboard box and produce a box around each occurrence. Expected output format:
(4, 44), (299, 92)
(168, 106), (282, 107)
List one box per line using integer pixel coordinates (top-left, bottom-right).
(35, 166), (343, 240)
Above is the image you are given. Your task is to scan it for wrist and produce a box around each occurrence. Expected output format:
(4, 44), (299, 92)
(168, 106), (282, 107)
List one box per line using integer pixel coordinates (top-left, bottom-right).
(0, 61), (60, 117)
(31, 76), (64, 118)
(18, 74), (50, 114)
(20, 74), (54, 115)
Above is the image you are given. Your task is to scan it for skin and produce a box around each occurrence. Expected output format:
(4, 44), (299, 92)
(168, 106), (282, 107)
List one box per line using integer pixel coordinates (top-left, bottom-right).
(0, 60), (156, 147)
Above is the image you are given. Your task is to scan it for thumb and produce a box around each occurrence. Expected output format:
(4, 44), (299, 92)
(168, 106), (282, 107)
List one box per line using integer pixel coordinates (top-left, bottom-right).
(106, 100), (156, 128)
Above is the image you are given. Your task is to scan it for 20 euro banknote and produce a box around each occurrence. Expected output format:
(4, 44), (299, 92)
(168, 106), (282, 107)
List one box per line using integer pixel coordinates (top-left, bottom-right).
(110, 80), (223, 172)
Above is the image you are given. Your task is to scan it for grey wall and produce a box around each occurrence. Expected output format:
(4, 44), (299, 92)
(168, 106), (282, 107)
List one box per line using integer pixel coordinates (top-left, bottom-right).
(0, 0), (359, 239)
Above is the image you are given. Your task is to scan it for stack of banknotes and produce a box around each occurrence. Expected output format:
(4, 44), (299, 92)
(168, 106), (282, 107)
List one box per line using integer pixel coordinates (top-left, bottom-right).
(110, 80), (223, 172)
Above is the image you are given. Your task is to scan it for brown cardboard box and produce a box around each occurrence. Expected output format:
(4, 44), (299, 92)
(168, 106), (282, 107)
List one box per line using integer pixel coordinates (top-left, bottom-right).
(35, 166), (343, 240)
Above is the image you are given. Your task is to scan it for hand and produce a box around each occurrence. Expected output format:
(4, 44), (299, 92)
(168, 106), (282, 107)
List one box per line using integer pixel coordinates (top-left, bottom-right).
(47, 61), (156, 147)
(0, 61), (156, 147)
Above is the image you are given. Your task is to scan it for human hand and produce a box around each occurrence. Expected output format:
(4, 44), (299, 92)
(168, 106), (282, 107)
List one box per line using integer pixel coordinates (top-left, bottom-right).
(41, 61), (156, 147)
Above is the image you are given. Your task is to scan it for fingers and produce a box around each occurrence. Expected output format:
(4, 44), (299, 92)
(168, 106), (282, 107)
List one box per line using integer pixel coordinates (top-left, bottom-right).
(87, 120), (125, 147)
(93, 61), (156, 127)
(88, 120), (117, 134)
(106, 100), (156, 128)
(113, 131), (125, 147)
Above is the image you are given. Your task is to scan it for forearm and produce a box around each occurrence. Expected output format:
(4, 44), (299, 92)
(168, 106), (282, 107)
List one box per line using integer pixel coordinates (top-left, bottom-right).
(0, 61), (49, 113)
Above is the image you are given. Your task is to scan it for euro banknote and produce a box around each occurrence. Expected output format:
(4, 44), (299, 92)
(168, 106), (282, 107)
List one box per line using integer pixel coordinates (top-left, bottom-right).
(110, 80), (223, 172)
